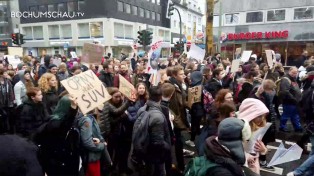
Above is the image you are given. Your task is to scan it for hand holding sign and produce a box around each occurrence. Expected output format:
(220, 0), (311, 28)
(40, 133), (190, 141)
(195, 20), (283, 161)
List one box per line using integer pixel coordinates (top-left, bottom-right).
(119, 74), (136, 102)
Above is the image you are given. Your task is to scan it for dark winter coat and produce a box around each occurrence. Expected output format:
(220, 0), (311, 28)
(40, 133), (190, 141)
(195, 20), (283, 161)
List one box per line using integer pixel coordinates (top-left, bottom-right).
(16, 99), (50, 139)
(279, 74), (302, 105)
(205, 77), (232, 99)
(0, 77), (15, 108)
(161, 100), (175, 145)
(42, 89), (59, 115)
(127, 97), (146, 122)
(98, 70), (114, 87)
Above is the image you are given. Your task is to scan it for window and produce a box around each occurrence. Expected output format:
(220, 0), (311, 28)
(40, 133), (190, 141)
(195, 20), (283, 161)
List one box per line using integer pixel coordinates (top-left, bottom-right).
(146, 10), (150, 18)
(114, 23), (124, 38)
(0, 26), (9, 36)
(29, 6), (37, 13)
(132, 6), (138, 15)
(48, 25), (60, 39)
(90, 22), (103, 38)
(58, 3), (66, 12)
(78, 0), (85, 11)
(124, 3), (131, 13)
(22, 27), (33, 40)
(139, 8), (144, 17)
(124, 25), (133, 39)
(213, 15), (219, 27)
(152, 0), (156, 3)
(67, 2), (76, 13)
(157, 0), (160, 5)
(152, 12), (156, 20)
(48, 4), (55, 12)
(38, 5), (47, 13)
(225, 13), (239, 24)
(246, 11), (263, 23)
(78, 23), (90, 38)
(188, 14), (191, 22)
(60, 24), (72, 39)
(157, 13), (160, 21)
(0, 6), (8, 22)
(117, 1), (123, 12)
(267, 9), (285, 21)
(193, 16), (196, 22)
(33, 26), (43, 40)
(294, 7), (314, 20)
(198, 17), (201, 24)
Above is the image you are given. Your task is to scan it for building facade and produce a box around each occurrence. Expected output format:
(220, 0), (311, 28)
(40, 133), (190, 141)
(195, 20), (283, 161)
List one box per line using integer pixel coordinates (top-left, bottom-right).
(18, 0), (171, 58)
(0, 1), (13, 54)
(170, 0), (204, 55)
(213, 0), (314, 66)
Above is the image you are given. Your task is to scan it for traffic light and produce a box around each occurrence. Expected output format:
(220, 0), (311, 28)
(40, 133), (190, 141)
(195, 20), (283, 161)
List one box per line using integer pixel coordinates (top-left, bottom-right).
(137, 30), (144, 45)
(19, 33), (25, 45)
(168, 2), (175, 17)
(175, 41), (184, 53)
(137, 30), (153, 49)
(145, 30), (153, 46)
(12, 33), (18, 45)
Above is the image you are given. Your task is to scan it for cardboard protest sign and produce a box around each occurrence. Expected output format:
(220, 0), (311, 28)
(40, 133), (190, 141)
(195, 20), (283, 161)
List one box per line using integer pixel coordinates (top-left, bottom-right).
(188, 85), (202, 108)
(82, 43), (104, 64)
(70, 51), (78, 58)
(119, 74), (136, 101)
(8, 47), (23, 57)
(187, 44), (206, 62)
(61, 70), (111, 115)
(231, 59), (241, 73)
(267, 142), (302, 167)
(240, 50), (252, 63)
(265, 50), (274, 69)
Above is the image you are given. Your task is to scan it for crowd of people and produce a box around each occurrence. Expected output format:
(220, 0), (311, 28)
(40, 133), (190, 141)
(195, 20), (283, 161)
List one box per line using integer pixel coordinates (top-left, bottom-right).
(0, 52), (314, 176)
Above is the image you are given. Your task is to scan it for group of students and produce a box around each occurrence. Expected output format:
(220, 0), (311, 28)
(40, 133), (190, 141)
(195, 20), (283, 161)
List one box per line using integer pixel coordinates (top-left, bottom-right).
(0, 52), (314, 176)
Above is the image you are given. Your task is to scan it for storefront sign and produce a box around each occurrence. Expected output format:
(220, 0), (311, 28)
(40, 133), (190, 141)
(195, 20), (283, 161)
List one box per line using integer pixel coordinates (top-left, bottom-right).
(227, 30), (289, 41)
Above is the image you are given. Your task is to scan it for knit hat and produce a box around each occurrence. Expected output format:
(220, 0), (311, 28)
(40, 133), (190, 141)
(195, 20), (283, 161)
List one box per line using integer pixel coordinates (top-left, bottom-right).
(238, 98), (269, 122)
(217, 118), (251, 165)
(190, 71), (203, 87)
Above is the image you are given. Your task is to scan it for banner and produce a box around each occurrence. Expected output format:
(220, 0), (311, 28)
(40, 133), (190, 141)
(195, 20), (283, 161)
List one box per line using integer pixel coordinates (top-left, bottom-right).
(82, 43), (104, 64)
(188, 85), (202, 108)
(241, 50), (252, 63)
(119, 74), (136, 101)
(187, 44), (205, 62)
(61, 70), (111, 115)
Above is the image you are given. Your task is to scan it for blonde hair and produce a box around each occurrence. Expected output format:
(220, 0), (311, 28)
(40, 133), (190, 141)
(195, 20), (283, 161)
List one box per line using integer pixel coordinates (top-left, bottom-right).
(38, 73), (58, 93)
(59, 63), (67, 72)
(249, 115), (267, 132)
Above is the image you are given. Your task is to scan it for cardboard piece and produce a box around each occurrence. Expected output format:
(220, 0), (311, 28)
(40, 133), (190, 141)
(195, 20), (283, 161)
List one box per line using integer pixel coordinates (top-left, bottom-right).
(231, 59), (241, 73)
(246, 123), (272, 154)
(82, 43), (104, 64)
(61, 70), (111, 115)
(188, 85), (202, 108)
(187, 44), (206, 62)
(241, 50), (253, 63)
(119, 74), (136, 101)
(8, 47), (23, 57)
(70, 51), (78, 58)
(267, 142), (303, 167)
(265, 50), (274, 69)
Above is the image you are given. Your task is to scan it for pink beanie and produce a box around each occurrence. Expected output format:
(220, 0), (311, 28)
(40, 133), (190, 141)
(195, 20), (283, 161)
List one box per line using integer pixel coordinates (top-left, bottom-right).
(238, 98), (269, 122)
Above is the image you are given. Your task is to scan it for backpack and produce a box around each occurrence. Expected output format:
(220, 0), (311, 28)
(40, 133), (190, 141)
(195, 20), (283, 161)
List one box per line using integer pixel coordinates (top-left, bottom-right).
(275, 77), (291, 96)
(184, 156), (219, 176)
(203, 89), (214, 113)
(131, 105), (163, 165)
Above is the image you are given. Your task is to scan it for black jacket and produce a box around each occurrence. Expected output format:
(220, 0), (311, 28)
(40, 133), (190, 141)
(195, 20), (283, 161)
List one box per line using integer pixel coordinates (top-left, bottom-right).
(279, 75), (302, 105)
(205, 78), (231, 99)
(16, 99), (50, 139)
(98, 71), (114, 87)
(161, 100), (175, 144)
(42, 90), (59, 115)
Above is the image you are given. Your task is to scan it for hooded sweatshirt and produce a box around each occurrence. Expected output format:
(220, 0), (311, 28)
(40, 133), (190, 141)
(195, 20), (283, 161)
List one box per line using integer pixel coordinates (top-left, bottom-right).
(14, 70), (28, 105)
(238, 98), (269, 122)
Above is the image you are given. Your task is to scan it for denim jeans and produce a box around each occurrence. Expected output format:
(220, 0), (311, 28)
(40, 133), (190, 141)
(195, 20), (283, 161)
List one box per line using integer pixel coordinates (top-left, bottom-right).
(280, 104), (302, 130)
(294, 136), (314, 176)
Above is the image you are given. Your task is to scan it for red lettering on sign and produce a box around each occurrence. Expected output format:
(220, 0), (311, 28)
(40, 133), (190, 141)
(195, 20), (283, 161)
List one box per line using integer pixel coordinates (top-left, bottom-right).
(257, 32), (263, 39)
(240, 33), (245, 40)
(265, 32), (272, 39)
(228, 33), (234, 40)
(274, 31), (281, 38)
(251, 32), (256, 39)
(282, 30), (289, 38)
(246, 32), (252, 39)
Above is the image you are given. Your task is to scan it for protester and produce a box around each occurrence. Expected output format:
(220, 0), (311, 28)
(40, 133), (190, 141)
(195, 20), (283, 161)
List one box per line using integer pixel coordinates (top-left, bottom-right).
(38, 55), (52, 78)
(38, 73), (59, 115)
(99, 61), (114, 87)
(14, 69), (34, 106)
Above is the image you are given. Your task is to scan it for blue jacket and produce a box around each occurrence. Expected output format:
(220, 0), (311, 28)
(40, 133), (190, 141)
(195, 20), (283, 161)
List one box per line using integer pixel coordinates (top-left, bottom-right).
(127, 98), (146, 122)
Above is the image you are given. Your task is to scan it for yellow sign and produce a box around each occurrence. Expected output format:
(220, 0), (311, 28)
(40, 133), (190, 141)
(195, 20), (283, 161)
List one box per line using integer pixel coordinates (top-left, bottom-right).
(61, 70), (111, 115)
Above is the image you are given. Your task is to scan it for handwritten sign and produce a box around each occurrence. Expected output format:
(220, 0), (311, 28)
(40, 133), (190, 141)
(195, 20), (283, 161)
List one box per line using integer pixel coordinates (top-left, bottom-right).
(119, 74), (136, 101)
(241, 50), (252, 63)
(82, 43), (104, 64)
(265, 50), (274, 69)
(61, 70), (111, 115)
(188, 85), (202, 108)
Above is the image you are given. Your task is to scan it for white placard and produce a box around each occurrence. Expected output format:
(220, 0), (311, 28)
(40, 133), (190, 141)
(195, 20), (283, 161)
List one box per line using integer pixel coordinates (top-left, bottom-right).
(231, 59), (241, 73)
(241, 50), (253, 63)
(265, 50), (274, 69)
(187, 44), (205, 62)
(70, 51), (78, 58)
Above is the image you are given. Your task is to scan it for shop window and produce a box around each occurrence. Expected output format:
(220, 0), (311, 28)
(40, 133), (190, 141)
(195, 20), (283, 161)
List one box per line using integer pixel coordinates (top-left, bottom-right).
(139, 8), (144, 17)
(61, 24), (72, 39)
(267, 9), (285, 21)
(48, 25), (60, 39)
(78, 23), (90, 39)
(117, 1), (123, 12)
(294, 7), (314, 20)
(124, 3), (131, 14)
(33, 26), (43, 40)
(246, 11), (263, 23)
(225, 14), (239, 24)
(90, 22), (103, 38)
(132, 6), (138, 16)
(23, 27), (33, 40)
